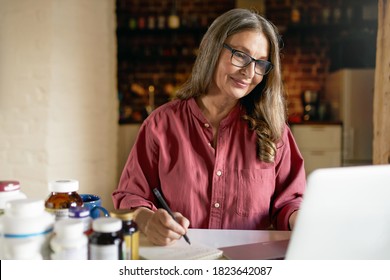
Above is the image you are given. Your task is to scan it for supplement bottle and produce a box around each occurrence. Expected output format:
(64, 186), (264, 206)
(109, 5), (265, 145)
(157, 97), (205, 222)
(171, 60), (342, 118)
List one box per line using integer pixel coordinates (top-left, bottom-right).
(45, 179), (83, 221)
(69, 205), (93, 235)
(1, 198), (55, 259)
(110, 209), (139, 260)
(88, 217), (124, 260)
(50, 219), (88, 260)
(0, 181), (27, 215)
(4, 239), (43, 260)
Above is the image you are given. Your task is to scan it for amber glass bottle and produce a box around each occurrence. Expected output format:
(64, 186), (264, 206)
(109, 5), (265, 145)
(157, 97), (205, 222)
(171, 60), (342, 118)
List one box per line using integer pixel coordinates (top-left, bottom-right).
(45, 179), (83, 221)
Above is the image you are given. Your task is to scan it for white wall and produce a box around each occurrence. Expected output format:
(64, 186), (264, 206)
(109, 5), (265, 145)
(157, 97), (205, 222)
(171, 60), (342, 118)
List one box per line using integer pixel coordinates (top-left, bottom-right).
(118, 124), (141, 178)
(0, 0), (118, 210)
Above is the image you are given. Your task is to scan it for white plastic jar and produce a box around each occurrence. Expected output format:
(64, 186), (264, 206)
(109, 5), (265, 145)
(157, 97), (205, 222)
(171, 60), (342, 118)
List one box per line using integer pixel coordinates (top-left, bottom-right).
(3, 238), (43, 260)
(50, 219), (88, 260)
(1, 198), (55, 259)
(0, 181), (27, 215)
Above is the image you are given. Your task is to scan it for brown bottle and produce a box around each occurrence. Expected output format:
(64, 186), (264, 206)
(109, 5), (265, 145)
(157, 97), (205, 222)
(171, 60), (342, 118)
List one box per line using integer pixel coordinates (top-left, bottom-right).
(45, 179), (83, 221)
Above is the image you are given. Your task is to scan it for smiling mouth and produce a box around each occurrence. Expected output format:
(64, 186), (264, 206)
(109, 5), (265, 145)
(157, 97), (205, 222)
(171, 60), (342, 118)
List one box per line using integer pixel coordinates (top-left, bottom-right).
(231, 77), (249, 88)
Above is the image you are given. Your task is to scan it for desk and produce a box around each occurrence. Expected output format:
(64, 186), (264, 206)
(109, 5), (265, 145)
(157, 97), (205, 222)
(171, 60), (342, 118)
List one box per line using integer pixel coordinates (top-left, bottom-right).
(184, 229), (291, 248)
(139, 229), (291, 260)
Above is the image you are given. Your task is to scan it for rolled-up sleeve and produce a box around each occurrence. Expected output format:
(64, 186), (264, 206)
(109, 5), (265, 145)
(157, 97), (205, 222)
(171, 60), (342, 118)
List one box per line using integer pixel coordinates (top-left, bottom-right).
(112, 120), (159, 211)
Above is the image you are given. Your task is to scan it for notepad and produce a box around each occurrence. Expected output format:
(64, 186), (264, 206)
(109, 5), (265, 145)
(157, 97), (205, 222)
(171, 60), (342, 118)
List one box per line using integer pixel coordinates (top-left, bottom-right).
(139, 242), (223, 260)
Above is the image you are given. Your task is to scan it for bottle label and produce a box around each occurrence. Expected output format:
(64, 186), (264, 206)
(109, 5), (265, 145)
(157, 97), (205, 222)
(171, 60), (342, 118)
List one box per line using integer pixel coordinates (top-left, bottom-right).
(51, 247), (88, 260)
(131, 231), (140, 260)
(46, 208), (69, 220)
(3, 229), (53, 260)
(123, 235), (132, 260)
(89, 244), (122, 260)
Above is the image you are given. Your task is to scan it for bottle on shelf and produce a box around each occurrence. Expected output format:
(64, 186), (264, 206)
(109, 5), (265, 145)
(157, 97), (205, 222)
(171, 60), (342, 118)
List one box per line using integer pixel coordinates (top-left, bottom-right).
(291, 0), (301, 24)
(168, 0), (180, 29)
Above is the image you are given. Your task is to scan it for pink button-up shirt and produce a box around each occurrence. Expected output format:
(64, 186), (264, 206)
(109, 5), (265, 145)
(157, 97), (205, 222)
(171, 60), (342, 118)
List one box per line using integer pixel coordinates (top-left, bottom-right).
(113, 98), (306, 230)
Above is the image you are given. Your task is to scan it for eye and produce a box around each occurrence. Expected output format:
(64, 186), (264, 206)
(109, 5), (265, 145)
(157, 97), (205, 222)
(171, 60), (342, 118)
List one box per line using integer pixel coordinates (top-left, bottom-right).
(256, 61), (267, 71)
(233, 51), (248, 61)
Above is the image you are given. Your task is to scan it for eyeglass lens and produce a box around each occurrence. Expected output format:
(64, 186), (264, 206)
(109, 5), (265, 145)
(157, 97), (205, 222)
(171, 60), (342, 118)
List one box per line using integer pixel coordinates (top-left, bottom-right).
(231, 51), (271, 75)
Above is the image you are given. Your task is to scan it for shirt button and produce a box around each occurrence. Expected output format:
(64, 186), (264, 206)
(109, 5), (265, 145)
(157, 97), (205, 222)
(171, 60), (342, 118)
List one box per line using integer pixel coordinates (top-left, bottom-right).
(214, 202), (220, 208)
(204, 123), (210, 128)
(216, 170), (222, 176)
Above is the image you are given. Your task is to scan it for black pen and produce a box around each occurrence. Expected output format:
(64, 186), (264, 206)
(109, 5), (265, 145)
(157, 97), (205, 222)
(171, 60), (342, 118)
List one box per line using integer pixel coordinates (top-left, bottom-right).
(152, 188), (191, 245)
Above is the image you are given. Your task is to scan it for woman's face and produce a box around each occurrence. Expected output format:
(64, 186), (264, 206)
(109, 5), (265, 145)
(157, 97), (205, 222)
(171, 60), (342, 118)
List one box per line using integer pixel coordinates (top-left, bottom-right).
(211, 30), (270, 100)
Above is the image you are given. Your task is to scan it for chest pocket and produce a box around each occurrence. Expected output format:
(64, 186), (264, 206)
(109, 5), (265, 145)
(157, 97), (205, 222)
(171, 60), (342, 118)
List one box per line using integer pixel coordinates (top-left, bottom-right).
(236, 169), (274, 217)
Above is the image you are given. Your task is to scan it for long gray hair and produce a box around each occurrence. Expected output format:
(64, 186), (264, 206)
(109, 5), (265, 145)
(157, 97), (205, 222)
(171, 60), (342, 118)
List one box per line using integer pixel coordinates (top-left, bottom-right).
(176, 8), (286, 163)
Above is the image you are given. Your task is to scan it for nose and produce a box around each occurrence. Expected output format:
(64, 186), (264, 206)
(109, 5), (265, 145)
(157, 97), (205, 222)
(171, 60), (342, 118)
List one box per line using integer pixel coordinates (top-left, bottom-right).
(240, 61), (256, 78)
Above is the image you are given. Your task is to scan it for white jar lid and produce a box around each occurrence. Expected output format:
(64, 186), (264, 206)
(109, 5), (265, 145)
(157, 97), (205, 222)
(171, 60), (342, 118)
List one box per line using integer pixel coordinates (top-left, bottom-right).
(49, 179), (79, 193)
(54, 219), (85, 238)
(5, 198), (45, 217)
(0, 181), (20, 192)
(92, 217), (122, 233)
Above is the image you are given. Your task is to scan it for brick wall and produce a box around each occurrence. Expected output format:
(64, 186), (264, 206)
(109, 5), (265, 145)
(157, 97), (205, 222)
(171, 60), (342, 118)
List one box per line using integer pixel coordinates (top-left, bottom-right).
(0, 0), (118, 210)
(265, 0), (377, 120)
(117, 0), (236, 123)
(117, 0), (377, 123)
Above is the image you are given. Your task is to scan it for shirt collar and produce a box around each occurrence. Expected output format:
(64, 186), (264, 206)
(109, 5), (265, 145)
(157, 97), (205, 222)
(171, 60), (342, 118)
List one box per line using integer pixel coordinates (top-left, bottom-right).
(188, 97), (243, 127)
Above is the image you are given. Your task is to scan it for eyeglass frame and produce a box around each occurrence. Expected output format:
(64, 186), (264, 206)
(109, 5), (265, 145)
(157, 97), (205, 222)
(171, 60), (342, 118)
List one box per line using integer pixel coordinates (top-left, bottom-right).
(223, 43), (273, 76)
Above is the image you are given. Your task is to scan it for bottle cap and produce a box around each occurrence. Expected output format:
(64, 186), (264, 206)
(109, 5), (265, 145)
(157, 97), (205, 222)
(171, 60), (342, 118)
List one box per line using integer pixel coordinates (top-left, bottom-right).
(0, 181), (20, 192)
(110, 209), (135, 220)
(54, 219), (85, 238)
(5, 198), (45, 217)
(49, 179), (79, 193)
(92, 217), (122, 233)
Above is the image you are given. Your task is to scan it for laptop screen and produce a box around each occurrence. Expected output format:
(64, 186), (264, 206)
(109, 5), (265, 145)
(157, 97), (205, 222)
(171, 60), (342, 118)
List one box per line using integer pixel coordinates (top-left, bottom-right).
(285, 164), (390, 260)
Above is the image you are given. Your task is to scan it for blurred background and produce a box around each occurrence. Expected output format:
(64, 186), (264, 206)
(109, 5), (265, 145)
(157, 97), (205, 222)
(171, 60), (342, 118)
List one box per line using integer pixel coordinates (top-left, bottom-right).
(0, 0), (378, 210)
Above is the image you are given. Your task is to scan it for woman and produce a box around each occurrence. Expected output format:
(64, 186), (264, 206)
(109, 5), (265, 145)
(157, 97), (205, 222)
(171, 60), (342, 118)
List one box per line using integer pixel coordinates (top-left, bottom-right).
(112, 8), (306, 246)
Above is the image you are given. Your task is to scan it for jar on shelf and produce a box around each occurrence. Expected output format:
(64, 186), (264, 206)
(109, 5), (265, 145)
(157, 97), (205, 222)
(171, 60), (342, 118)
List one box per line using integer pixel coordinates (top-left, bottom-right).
(45, 179), (83, 221)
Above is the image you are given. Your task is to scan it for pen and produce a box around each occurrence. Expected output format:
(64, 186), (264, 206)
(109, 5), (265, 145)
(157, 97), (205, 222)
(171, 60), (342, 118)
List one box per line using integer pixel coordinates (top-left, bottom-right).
(152, 188), (191, 245)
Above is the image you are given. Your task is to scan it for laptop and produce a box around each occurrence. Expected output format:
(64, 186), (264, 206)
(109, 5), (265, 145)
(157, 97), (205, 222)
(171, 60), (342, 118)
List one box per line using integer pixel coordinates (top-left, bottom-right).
(285, 164), (390, 260)
(219, 239), (289, 260)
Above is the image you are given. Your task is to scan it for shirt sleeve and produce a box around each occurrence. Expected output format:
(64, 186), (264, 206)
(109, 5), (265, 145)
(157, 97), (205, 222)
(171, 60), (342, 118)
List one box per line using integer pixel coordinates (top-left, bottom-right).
(271, 125), (306, 230)
(112, 119), (159, 211)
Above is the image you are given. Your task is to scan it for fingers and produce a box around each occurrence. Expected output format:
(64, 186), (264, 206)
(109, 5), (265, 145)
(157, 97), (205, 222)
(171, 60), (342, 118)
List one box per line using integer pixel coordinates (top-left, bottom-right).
(173, 212), (190, 231)
(144, 209), (189, 246)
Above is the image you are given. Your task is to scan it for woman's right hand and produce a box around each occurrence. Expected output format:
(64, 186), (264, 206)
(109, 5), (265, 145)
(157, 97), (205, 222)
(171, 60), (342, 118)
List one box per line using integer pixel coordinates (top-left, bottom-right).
(134, 207), (190, 246)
